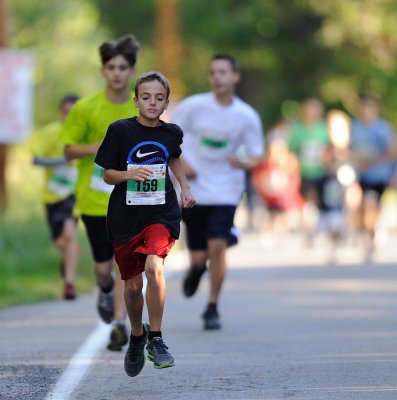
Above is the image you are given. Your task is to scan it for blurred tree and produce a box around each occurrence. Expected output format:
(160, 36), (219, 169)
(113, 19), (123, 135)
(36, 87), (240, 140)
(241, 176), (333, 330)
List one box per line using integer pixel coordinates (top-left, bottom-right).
(11, 0), (110, 126)
(0, 0), (8, 208)
(155, 0), (184, 99)
(10, 0), (397, 129)
(310, 0), (397, 123)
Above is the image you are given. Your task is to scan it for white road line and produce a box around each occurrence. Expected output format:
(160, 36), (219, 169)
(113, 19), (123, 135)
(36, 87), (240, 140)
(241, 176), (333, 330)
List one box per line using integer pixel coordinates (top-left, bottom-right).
(44, 322), (111, 400)
(45, 263), (183, 400)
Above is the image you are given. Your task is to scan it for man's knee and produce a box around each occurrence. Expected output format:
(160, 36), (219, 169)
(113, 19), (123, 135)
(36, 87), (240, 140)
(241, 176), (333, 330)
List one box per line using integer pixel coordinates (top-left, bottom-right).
(208, 238), (227, 258)
(145, 256), (164, 281)
(125, 278), (143, 297)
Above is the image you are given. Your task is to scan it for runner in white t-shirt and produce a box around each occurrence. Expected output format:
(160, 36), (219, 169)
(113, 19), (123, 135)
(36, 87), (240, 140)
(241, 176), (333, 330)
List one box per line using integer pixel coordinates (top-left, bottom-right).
(172, 54), (264, 330)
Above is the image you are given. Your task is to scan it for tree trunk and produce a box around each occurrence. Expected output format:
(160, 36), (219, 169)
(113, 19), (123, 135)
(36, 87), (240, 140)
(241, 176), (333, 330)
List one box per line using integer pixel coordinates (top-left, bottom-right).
(155, 0), (184, 101)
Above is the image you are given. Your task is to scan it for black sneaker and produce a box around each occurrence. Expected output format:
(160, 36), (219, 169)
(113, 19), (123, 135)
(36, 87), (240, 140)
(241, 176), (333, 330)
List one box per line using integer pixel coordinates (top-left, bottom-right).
(147, 337), (175, 369)
(124, 322), (150, 377)
(97, 290), (114, 324)
(183, 266), (206, 297)
(202, 308), (221, 330)
(107, 322), (128, 351)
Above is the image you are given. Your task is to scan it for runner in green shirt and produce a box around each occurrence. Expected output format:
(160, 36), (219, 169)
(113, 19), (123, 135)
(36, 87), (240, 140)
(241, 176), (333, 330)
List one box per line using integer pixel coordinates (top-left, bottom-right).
(60, 34), (140, 351)
(31, 94), (79, 300)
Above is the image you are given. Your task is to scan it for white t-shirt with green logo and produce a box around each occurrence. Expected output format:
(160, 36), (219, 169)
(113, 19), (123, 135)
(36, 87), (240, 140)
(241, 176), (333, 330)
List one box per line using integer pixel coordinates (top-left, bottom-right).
(172, 92), (264, 205)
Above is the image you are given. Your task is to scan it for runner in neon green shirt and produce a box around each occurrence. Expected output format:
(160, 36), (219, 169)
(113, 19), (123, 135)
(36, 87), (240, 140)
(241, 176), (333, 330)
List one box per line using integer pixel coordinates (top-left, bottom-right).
(60, 34), (140, 351)
(62, 91), (137, 215)
(31, 94), (80, 300)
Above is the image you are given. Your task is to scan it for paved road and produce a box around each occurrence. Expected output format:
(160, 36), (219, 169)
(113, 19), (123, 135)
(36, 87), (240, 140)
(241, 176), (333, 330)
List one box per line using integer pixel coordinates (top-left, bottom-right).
(2, 232), (397, 399)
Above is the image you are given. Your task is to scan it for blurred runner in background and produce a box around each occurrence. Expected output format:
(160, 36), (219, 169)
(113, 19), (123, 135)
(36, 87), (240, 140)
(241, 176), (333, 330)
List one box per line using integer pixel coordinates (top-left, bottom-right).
(172, 54), (264, 330)
(251, 119), (302, 242)
(287, 98), (330, 245)
(61, 34), (140, 351)
(350, 95), (395, 261)
(31, 94), (80, 300)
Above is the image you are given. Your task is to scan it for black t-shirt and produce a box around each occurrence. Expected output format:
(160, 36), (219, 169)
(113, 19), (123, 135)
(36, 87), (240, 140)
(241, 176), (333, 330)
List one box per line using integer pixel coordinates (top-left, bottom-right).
(95, 117), (183, 243)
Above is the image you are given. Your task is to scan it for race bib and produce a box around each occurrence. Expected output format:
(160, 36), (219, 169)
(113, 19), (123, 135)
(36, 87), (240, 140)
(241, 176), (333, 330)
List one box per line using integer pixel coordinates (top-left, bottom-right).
(199, 129), (229, 160)
(89, 163), (114, 193)
(47, 164), (77, 197)
(126, 163), (166, 205)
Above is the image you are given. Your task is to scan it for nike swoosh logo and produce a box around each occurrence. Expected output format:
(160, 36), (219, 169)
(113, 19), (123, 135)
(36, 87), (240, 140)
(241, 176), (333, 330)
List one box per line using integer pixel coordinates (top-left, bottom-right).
(136, 149), (159, 158)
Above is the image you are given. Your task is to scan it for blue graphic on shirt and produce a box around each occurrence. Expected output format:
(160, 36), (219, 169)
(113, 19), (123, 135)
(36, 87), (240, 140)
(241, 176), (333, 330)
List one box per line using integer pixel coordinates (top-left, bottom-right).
(127, 141), (169, 165)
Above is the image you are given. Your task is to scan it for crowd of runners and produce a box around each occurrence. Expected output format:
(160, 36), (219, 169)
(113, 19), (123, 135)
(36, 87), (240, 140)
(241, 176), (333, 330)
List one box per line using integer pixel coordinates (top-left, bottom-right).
(30, 32), (397, 378)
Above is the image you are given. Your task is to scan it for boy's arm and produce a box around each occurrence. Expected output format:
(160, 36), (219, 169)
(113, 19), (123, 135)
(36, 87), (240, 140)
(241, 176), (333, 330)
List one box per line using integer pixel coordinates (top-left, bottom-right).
(169, 157), (195, 208)
(228, 154), (263, 170)
(64, 143), (101, 161)
(103, 167), (153, 185)
(33, 156), (67, 167)
(61, 100), (102, 161)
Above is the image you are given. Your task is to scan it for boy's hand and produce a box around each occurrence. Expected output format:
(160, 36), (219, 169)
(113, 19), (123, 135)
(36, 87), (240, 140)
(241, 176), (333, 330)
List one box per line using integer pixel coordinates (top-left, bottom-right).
(180, 188), (195, 208)
(126, 166), (153, 181)
(228, 155), (245, 169)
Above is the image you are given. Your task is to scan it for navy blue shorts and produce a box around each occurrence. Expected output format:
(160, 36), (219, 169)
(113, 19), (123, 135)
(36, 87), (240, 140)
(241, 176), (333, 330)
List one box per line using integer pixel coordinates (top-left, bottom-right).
(359, 180), (387, 202)
(181, 205), (238, 251)
(81, 215), (113, 263)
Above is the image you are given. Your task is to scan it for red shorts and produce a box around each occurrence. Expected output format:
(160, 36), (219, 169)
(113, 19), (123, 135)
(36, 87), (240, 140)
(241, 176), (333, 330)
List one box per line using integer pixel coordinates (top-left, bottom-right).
(113, 224), (175, 280)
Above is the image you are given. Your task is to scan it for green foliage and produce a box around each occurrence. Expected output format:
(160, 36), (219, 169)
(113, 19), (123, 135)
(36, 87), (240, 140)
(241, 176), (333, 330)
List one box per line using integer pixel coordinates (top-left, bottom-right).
(11, 0), (397, 128)
(0, 144), (94, 307)
(11, 0), (109, 126)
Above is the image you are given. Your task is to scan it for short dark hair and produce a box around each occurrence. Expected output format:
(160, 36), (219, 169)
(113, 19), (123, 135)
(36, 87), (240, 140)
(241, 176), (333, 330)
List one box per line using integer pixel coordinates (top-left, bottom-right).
(99, 34), (140, 67)
(210, 53), (240, 72)
(135, 71), (170, 99)
(59, 94), (79, 108)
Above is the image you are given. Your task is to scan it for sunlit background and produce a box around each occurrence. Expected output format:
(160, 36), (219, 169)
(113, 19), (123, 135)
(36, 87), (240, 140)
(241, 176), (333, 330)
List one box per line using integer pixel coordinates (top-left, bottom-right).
(3, 0), (397, 306)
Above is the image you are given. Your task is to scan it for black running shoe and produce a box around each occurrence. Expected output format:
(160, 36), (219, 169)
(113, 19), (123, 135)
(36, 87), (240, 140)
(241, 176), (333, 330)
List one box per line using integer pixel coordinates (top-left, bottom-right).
(202, 308), (221, 330)
(183, 266), (206, 297)
(147, 337), (175, 369)
(97, 290), (114, 324)
(107, 322), (128, 351)
(124, 322), (150, 377)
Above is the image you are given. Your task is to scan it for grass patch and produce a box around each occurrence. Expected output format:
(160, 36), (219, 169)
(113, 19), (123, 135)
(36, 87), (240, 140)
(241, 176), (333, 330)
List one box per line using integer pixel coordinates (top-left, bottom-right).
(0, 143), (95, 308)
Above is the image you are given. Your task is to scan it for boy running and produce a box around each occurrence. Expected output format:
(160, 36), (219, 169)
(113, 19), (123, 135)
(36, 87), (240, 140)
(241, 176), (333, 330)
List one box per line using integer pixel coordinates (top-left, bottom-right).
(172, 54), (264, 330)
(60, 34), (139, 351)
(31, 94), (80, 300)
(95, 71), (195, 376)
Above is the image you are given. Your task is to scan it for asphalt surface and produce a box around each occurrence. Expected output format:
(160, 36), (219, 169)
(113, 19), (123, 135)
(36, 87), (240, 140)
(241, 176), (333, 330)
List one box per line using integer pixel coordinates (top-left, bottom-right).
(2, 231), (397, 400)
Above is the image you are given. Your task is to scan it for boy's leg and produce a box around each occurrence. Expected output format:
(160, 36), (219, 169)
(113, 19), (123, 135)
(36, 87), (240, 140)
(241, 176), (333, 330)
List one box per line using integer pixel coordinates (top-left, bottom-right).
(123, 273), (149, 377)
(81, 215), (115, 323)
(145, 255), (165, 331)
(124, 274), (144, 335)
(202, 206), (235, 330)
(56, 218), (79, 299)
(207, 238), (228, 305)
(107, 266), (128, 351)
(201, 238), (227, 330)
(114, 266), (127, 320)
(46, 197), (79, 299)
(94, 260), (113, 289)
(181, 206), (208, 297)
(145, 254), (175, 369)
(183, 250), (208, 297)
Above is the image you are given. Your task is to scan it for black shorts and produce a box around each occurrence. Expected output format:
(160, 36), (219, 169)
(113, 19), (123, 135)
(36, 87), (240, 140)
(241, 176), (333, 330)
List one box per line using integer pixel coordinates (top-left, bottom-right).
(45, 195), (76, 240)
(300, 176), (329, 211)
(81, 215), (113, 263)
(181, 205), (238, 251)
(359, 181), (387, 202)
